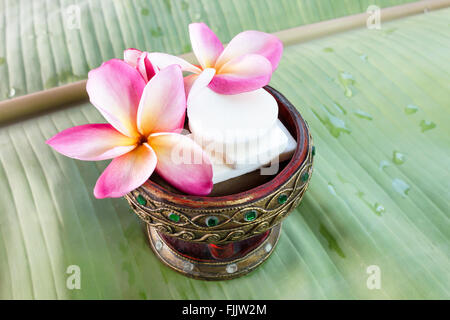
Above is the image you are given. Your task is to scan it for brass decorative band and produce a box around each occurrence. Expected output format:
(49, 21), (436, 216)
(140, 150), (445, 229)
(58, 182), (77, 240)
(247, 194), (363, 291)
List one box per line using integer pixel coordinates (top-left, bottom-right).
(146, 224), (282, 280)
(125, 132), (314, 244)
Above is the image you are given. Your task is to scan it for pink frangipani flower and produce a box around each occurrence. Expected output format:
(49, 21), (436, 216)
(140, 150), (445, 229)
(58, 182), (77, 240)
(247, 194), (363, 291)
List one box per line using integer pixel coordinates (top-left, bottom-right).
(147, 23), (283, 95)
(47, 59), (213, 198)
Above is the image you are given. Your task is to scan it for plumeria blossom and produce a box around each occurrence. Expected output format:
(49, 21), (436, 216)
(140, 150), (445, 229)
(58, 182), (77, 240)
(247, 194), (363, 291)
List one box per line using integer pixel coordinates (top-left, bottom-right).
(47, 59), (213, 198)
(123, 48), (158, 82)
(148, 23), (283, 95)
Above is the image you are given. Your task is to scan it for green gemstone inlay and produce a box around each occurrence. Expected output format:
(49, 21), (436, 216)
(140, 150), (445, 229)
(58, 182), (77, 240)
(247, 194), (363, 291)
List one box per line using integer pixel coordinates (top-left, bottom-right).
(301, 172), (309, 182)
(206, 216), (219, 227)
(278, 194), (288, 204)
(169, 213), (180, 223)
(136, 195), (147, 206)
(312, 145), (316, 156)
(244, 210), (257, 222)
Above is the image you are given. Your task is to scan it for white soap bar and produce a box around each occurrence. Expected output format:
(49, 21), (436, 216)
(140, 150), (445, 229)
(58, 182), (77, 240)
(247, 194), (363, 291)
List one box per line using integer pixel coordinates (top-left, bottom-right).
(211, 120), (297, 184)
(202, 122), (288, 169)
(187, 87), (278, 145)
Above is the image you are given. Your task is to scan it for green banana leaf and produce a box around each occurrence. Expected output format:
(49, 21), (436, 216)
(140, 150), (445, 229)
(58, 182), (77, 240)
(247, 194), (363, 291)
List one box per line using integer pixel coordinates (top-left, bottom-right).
(0, 2), (449, 299)
(0, 0), (417, 101)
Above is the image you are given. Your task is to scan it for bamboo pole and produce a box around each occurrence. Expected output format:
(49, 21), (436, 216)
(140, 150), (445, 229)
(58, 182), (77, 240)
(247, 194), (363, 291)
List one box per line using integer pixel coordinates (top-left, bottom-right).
(0, 0), (448, 125)
(272, 0), (450, 45)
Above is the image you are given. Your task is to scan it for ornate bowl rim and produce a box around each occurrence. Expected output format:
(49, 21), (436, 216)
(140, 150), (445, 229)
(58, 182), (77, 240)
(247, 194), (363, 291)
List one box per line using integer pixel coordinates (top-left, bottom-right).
(133, 86), (310, 209)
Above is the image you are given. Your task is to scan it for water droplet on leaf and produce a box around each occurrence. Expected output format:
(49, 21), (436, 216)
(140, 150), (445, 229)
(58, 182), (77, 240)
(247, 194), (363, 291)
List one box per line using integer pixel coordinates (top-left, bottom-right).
(311, 105), (351, 138)
(405, 104), (419, 115)
(357, 191), (385, 216)
(392, 178), (410, 197)
(338, 71), (356, 97)
(373, 203), (385, 216)
(379, 160), (390, 171)
(419, 120), (436, 132)
(327, 183), (337, 196)
(354, 109), (373, 120)
(333, 101), (346, 115)
(392, 151), (406, 165)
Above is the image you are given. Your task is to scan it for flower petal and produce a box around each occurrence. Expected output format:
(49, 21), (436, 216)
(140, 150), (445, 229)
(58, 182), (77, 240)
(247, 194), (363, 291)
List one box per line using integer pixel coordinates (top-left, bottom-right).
(86, 59), (145, 137)
(215, 31), (283, 71)
(46, 124), (137, 161)
(210, 54), (272, 94)
(124, 48), (142, 67)
(183, 73), (198, 98)
(187, 68), (215, 106)
(137, 52), (158, 82)
(137, 65), (186, 136)
(149, 133), (213, 195)
(147, 52), (201, 74)
(94, 143), (157, 198)
(189, 23), (224, 69)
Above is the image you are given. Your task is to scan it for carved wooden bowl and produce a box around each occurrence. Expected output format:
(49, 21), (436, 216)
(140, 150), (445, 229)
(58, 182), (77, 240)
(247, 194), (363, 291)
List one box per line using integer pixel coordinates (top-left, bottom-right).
(125, 86), (314, 280)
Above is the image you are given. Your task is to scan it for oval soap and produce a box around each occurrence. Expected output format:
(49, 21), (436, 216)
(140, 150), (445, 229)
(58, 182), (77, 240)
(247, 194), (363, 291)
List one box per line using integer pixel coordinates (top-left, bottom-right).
(187, 87), (278, 145)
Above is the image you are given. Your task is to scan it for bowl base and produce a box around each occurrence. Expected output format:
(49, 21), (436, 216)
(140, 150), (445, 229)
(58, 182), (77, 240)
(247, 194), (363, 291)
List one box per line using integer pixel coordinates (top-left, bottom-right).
(147, 224), (281, 280)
